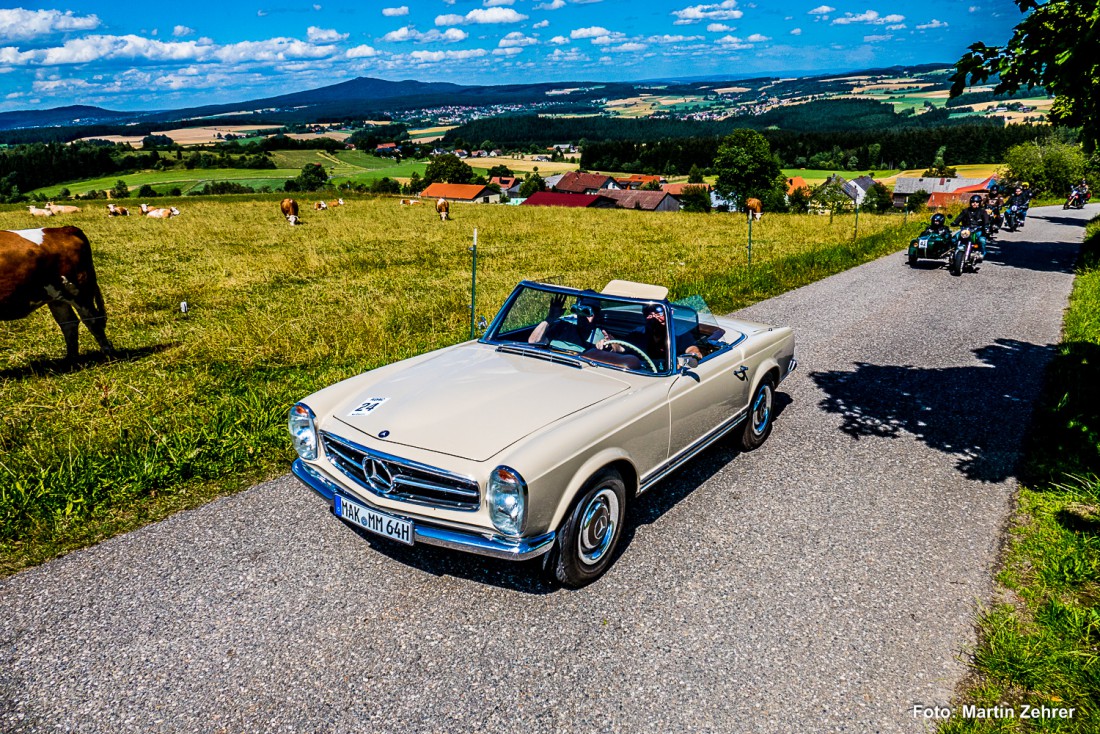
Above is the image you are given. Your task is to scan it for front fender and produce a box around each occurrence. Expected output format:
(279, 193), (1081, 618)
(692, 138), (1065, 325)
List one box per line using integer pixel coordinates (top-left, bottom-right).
(543, 447), (637, 535)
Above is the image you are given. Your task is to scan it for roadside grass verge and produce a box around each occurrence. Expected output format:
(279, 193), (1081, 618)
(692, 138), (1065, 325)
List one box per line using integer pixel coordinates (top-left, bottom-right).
(0, 198), (921, 575)
(941, 216), (1100, 733)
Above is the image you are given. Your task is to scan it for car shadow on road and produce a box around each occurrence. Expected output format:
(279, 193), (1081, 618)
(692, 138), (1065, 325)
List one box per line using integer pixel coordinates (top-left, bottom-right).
(339, 393), (796, 594)
(809, 338), (1054, 482)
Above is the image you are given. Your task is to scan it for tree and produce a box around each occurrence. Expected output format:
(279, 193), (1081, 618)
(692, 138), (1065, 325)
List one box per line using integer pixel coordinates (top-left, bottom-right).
(136, 184), (158, 198)
(424, 154), (473, 184)
(906, 189), (930, 213)
(687, 164), (705, 184)
(110, 179), (130, 199)
(678, 185), (711, 213)
(487, 164), (513, 179)
(713, 129), (786, 211)
(407, 171), (426, 194)
(861, 182), (894, 213)
(1001, 139), (1087, 195)
(518, 172), (545, 198)
(812, 180), (853, 218)
(951, 0), (1100, 151)
(292, 163), (328, 192)
(787, 187), (812, 214)
(141, 134), (173, 150)
(921, 145), (957, 178)
(640, 180), (662, 191)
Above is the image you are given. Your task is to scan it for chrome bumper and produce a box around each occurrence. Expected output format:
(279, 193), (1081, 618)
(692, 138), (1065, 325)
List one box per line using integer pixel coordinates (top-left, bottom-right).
(292, 459), (555, 561)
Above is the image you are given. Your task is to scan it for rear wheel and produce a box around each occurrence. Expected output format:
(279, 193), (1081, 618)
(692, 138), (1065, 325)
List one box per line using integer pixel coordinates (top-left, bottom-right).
(738, 377), (775, 451)
(543, 469), (626, 588)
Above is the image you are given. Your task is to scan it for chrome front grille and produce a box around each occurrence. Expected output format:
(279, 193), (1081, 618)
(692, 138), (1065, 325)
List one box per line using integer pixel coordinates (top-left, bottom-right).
(320, 431), (481, 511)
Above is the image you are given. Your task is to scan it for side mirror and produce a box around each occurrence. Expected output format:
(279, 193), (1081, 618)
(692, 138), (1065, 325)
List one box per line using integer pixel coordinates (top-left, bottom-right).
(476, 316), (488, 334)
(677, 354), (699, 372)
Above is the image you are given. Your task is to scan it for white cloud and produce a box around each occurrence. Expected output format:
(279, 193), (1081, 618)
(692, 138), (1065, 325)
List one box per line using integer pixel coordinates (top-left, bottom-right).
(533, 19), (550, 28)
(307, 27), (348, 43)
(715, 34), (751, 49)
(672, 2), (743, 25)
(916, 19), (948, 29)
(570, 26), (611, 39)
(173, 25), (194, 37)
(407, 48), (489, 62)
(382, 26), (468, 43)
(863, 34), (892, 42)
(808, 5), (835, 13)
(832, 11), (905, 25)
(745, 33), (770, 42)
(347, 44), (379, 58)
(492, 46), (523, 56)
(611, 42), (647, 52)
(535, 0), (566, 8)
(547, 47), (586, 61)
(498, 31), (538, 47)
(484, 0), (514, 5)
(382, 6), (409, 16)
(707, 23), (733, 32)
(549, 35), (569, 44)
(790, 27), (802, 35)
(436, 7), (528, 25)
(0, 9), (100, 41)
(886, 23), (906, 30)
(648, 34), (703, 43)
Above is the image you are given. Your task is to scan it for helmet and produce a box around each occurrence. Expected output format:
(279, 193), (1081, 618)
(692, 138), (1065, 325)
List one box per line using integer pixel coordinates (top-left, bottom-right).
(1022, 182), (1030, 188)
(931, 213), (945, 226)
(969, 194), (982, 205)
(1015, 186), (1023, 193)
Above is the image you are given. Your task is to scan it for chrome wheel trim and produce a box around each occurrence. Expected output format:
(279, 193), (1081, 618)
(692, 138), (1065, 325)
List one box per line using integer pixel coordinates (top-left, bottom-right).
(577, 488), (620, 566)
(750, 384), (773, 437)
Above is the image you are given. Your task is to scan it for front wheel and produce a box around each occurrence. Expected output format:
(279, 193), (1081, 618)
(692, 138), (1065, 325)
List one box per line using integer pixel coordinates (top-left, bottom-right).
(738, 378), (775, 451)
(950, 248), (964, 276)
(543, 469), (626, 588)
(908, 253), (918, 267)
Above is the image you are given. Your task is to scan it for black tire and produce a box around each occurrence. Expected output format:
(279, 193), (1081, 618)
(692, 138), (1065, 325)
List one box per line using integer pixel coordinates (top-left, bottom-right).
(738, 377), (775, 451)
(908, 253), (918, 267)
(543, 468), (626, 588)
(950, 249), (964, 276)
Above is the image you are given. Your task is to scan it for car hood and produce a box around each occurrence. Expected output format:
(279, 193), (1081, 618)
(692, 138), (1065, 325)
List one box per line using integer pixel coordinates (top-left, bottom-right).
(334, 345), (631, 461)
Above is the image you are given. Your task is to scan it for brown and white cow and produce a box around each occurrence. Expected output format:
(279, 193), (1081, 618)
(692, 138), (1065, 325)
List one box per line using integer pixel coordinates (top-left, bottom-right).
(145, 206), (180, 219)
(313, 200), (328, 211)
(107, 203), (129, 216)
(327, 198), (345, 207)
(45, 202), (81, 214)
(280, 198), (300, 225)
(744, 197), (762, 222)
(27, 206), (55, 218)
(0, 226), (113, 360)
(436, 197), (450, 221)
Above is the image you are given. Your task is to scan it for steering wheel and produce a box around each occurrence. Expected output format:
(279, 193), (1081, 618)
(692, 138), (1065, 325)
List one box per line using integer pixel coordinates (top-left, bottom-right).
(601, 339), (658, 373)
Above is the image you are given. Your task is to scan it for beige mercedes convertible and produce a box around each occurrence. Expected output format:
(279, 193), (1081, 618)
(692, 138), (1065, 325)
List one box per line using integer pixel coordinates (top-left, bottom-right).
(290, 279), (796, 587)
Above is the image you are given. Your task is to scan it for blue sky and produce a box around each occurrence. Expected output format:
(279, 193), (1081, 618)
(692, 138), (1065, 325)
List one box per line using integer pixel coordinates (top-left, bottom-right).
(0, 2), (1022, 112)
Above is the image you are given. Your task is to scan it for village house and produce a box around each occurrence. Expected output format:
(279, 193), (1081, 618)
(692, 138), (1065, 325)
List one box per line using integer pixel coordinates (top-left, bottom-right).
(421, 182), (500, 205)
(490, 176), (522, 197)
(662, 182), (711, 196)
(891, 175), (994, 208)
(553, 171), (620, 195)
(615, 174), (664, 190)
(521, 191), (617, 208)
(600, 189), (682, 212)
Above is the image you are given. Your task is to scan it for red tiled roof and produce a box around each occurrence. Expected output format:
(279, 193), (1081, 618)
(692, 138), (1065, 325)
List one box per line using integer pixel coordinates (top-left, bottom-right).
(421, 183), (492, 200)
(600, 189), (679, 211)
(490, 176), (519, 188)
(662, 183), (711, 195)
(520, 191), (614, 208)
(786, 176), (810, 196)
(554, 171), (615, 193)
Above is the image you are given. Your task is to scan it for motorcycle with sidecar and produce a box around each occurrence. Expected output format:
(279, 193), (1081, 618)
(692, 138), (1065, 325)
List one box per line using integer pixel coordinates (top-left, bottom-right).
(948, 227), (983, 276)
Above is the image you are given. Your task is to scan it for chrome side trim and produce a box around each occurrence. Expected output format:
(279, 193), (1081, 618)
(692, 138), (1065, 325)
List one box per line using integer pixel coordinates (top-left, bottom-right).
(781, 355), (798, 382)
(292, 460), (555, 561)
(638, 407), (749, 493)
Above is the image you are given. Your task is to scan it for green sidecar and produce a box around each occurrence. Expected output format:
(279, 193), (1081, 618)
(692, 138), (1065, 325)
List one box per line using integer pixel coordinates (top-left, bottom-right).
(907, 229), (954, 267)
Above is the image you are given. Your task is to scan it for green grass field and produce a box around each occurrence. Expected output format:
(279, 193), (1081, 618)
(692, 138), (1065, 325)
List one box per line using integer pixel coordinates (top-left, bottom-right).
(941, 217), (1100, 733)
(28, 151), (431, 198)
(782, 168), (902, 185)
(0, 197), (921, 574)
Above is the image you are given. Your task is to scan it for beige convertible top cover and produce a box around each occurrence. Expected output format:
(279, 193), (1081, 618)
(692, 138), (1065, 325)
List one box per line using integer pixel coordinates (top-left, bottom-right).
(601, 280), (669, 300)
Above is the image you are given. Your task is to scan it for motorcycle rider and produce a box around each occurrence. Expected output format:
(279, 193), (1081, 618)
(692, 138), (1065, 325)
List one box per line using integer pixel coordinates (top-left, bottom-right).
(924, 211), (951, 238)
(1007, 185), (1030, 227)
(952, 194), (990, 257)
(1017, 182), (1033, 226)
(986, 187), (1004, 230)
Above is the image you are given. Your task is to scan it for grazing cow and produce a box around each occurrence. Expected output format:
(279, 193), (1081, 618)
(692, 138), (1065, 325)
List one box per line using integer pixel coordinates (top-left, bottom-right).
(744, 198), (763, 222)
(0, 226), (113, 360)
(145, 207), (180, 219)
(107, 203), (129, 216)
(327, 198), (345, 207)
(27, 206), (55, 218)
(45, 202), (81, 215)
(280, 198), (300, 225)
(436, 197), (450, 221)
(313, 201), (328, 211)
(399, 199), (422, 206)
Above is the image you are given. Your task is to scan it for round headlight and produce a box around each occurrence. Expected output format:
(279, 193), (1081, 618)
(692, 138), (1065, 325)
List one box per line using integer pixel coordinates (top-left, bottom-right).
(488, 465), (527, 536)
(289, 403), (318, 460)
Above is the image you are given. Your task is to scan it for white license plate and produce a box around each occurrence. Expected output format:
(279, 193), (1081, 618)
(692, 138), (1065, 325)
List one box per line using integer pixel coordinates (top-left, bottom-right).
(334, 494), (414, 545)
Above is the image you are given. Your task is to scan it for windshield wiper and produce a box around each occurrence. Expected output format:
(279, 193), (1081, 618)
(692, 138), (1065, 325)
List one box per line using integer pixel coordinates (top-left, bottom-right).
(495, 343), (584, 369)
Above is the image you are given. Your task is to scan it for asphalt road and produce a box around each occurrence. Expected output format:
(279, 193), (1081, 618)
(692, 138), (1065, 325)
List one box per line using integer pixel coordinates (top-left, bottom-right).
(2, 204), (1094, 733)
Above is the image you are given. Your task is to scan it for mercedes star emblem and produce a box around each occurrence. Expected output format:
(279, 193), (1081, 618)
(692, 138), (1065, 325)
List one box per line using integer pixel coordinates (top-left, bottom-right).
(364, 458), (394, 493)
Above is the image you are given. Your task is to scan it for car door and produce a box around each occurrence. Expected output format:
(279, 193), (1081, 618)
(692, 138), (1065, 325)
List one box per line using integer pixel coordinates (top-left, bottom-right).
(666, 345), (749, 457)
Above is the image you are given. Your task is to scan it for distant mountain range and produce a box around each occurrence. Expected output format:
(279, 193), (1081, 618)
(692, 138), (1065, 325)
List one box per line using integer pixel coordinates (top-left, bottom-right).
(0, 64), (956, 133)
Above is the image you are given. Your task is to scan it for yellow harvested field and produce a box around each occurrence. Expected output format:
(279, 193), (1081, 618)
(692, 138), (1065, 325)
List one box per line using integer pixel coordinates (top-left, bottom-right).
(474, 156), (577, 174)
(713, 87), (750, 94)
(80, 125), (266, 147)
(851, 81), (934, 93)
(285, 131), (350, 141)
(876, 164), (1001, 187)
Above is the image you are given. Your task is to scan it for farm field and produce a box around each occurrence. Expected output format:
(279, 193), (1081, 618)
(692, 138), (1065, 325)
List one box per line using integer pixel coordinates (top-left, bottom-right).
(782, 168), (901, 186)
(0, 197), (921, 573)
(79, 125), (276, 147)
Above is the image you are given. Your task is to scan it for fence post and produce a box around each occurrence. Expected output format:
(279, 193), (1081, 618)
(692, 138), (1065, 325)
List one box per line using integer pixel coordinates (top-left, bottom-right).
(747, 216), (753, 271)
(469, 228), (478, 340)
(854, 204), (860, 239)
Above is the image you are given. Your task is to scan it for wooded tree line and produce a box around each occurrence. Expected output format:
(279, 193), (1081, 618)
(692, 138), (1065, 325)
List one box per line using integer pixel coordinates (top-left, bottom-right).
(580, 123), (1051, 175)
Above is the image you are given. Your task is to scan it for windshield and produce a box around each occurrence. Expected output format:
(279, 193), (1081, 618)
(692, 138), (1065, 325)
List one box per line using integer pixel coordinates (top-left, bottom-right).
(484, 283), (727, 375)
